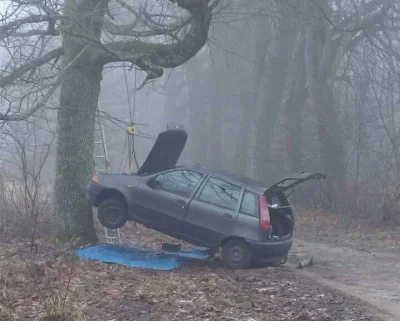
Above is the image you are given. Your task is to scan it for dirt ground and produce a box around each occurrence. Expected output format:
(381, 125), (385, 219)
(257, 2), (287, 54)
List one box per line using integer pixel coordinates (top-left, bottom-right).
(289, 240), (400, 321)
(293, 209), (400, 321)
(0, 213), (399, 321)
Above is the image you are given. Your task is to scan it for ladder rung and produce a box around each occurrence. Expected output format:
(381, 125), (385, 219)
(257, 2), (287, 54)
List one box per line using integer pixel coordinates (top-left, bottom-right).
(95, 108), (122, 244)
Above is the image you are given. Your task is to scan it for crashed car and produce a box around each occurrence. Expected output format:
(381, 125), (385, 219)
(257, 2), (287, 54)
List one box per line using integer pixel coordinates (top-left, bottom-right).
(87, 128), (326, 268)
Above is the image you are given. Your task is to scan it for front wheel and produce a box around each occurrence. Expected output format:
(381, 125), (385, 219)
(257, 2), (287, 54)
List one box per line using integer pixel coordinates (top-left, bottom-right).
(98, 198), (128, 229)
(222, 239), (252, 269)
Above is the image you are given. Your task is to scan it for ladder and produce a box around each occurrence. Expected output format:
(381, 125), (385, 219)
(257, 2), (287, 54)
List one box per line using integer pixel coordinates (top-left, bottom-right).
(94, 108), (122, 244)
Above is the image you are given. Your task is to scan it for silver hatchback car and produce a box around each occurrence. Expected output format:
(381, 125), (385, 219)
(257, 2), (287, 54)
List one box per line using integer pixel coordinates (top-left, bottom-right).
(87, 128), (326, 268)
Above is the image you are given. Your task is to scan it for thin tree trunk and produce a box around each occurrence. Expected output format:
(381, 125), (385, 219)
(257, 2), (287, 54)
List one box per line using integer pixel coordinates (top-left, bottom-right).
(206, 75), (223, 169)
(163, 69), (190, 163)
(354, 79), (369, 208)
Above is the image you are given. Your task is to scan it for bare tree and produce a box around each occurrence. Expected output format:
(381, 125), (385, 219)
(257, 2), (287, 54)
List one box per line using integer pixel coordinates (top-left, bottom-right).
(0, 121), (53, 244)
(0, 0), (220, 242)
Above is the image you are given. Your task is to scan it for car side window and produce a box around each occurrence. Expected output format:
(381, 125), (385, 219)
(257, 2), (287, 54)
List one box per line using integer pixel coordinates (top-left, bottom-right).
(152, 170), (203, 197)
(240, 191), (259, 217)
(198, 177), (242, 210)
(267, 195), (281, 207)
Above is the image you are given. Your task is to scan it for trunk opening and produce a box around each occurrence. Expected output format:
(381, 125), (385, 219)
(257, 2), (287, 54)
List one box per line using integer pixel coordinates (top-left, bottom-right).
(266, 194), (294, 240)
(269, 207), (293, 239)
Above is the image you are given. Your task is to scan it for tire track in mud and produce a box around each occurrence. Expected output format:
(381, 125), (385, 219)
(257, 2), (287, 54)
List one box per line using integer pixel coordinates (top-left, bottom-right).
(288, 239), (400, 321)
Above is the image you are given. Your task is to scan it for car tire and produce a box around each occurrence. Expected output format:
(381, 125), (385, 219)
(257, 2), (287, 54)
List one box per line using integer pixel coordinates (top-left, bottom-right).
(98, 198), (128, 229)
(222, 239), (252, 269)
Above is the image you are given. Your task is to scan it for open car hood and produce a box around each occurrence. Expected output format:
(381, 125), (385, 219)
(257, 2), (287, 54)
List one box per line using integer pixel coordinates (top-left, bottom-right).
(137, 128), (188, 175)
(265, 172), (326, 196)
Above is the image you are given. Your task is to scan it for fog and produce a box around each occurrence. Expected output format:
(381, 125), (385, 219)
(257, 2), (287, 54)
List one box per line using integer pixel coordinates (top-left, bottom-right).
(1, 0), (400, 223)
(2, 2), (400, 319)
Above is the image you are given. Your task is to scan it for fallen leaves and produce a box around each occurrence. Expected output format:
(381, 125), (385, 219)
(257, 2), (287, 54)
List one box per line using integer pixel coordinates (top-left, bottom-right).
(0, 225), (381, 321)
(295, 208), (400, 249)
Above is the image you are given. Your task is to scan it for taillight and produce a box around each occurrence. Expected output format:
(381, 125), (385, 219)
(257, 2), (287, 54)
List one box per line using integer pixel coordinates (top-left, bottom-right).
(259, 195), (271, 231)
(92, 174), (100, 183)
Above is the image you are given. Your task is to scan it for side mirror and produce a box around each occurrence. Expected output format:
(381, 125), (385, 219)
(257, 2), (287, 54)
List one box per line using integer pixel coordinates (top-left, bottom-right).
(147, 177), (155, 187)
(147, 177), (160, 189)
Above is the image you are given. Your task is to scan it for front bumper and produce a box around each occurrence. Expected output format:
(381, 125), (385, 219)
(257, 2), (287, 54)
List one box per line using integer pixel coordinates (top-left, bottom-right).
(246, 237), (293, 263)
(87, 181), (106, 206)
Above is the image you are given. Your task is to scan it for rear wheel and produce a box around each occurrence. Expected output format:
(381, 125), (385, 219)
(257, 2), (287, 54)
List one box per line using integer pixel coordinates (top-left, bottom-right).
(98, 198), (128, 229)
(222, 239), (252, 269)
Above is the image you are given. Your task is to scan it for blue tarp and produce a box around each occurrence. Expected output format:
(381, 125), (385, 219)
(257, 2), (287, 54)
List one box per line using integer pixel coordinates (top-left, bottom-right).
(75, 244), (209, 270)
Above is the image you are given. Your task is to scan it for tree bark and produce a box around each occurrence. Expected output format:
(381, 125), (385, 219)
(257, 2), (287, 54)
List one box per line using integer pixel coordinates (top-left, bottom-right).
(53, 0), (108, 243)
(304, 14), (347, 209)
(245, 18), (273, 178)
(248, 15), (297, 180)
(186, 58), (208, 165)
(205, 74), (223, 169)
(283, 32), (308, 172)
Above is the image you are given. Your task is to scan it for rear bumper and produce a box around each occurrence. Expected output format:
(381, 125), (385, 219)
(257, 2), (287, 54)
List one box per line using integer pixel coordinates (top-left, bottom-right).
(246, 237), (293, 263)
(87, 181), (106, 206)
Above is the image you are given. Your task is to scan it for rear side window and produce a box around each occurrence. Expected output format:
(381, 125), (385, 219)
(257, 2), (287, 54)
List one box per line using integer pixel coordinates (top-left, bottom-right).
(240, 191), (259, 217)
(198, 177), (242, 210)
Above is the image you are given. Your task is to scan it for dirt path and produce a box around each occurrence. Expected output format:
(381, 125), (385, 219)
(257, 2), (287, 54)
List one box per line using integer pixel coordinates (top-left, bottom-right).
(288, 239), (400, 321)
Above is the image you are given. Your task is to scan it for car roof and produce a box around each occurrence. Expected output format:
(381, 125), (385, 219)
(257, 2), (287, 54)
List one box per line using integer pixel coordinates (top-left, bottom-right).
(186, 165), (268, 193)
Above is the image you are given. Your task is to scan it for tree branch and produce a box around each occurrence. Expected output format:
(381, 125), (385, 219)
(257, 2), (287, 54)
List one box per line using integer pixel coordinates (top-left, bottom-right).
(0, 45), (86, 121)
(0, 47), (64, 88)
(0, 80), (59, 121)
(99, 0), (216, 82)
(0, 14), (60, 40)
(315, 0), (392, 34)
(103, 14), (191, 38)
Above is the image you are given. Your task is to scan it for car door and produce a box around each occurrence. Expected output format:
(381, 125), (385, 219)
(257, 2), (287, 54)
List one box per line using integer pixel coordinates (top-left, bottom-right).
(133, 169), (205, 234)
(181, 176), (243, 247)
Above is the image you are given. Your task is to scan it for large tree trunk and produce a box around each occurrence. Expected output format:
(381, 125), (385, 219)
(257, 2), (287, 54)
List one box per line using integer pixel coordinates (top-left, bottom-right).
(246, 20), (272, 178)
(54, 65), (102, 242)
(53, 0), (108, 242)
(315, 85), (347, 207)
(186, 59), (208, 165)
(246, 14), (296, 180)
(283, 34), (308, 172)
(304, 15), (347, 209)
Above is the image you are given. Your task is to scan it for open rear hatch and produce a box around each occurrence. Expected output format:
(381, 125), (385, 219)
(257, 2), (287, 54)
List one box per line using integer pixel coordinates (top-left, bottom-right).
(263, 172), (326, 239)
(265, 172), (327, 197)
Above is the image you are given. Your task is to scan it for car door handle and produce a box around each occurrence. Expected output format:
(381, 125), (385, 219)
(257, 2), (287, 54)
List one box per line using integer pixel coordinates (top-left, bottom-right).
(223, 213), (232, 219)
(176, 199), (186, 208)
